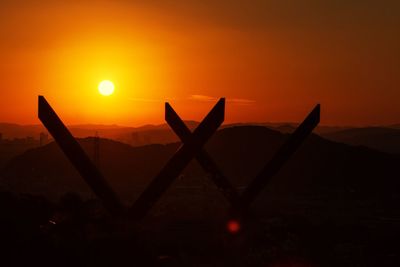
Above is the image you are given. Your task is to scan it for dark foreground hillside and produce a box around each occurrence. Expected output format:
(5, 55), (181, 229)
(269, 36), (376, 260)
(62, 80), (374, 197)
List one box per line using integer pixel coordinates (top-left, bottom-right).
(0, 126), (399, 266)
(0, 189), (399, 267)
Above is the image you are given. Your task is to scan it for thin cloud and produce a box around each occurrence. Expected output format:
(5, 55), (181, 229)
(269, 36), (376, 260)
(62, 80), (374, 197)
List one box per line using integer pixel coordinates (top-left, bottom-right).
(129, 97), (175, 102)
(189, 95), (255, 105)
(189, 95), (217, 102)
(229, 98), (256, 105)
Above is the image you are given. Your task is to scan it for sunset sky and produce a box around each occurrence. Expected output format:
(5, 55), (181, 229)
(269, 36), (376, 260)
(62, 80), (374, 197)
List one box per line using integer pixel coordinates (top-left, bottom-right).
(0, 1), (399, 126)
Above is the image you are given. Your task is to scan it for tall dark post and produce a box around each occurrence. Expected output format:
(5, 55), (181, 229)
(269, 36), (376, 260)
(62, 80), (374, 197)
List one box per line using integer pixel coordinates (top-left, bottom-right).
(94, 131), (100, 168)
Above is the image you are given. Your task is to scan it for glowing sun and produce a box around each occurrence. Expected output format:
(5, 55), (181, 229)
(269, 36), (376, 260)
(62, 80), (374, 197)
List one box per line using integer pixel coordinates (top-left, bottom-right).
(98, 80), (115, 96)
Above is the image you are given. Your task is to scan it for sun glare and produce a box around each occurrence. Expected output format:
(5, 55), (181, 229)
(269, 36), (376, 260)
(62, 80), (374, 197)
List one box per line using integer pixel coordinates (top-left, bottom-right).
(98, 80), (115, 96)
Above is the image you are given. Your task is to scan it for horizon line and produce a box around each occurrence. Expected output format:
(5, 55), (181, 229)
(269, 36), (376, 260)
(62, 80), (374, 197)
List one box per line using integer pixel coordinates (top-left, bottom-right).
(0, 121), (399, 129)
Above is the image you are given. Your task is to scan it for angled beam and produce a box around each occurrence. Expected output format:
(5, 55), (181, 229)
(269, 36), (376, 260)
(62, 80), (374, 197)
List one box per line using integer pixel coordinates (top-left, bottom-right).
(38, 96), (125, 216)
(165, 102), (242, 209)
(240, 104), (320, 208)
(129, 98), (225, 219)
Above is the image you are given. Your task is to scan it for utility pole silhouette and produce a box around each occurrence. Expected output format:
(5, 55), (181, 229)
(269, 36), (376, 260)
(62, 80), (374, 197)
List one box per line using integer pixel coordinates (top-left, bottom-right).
(94, 131), (100, 168)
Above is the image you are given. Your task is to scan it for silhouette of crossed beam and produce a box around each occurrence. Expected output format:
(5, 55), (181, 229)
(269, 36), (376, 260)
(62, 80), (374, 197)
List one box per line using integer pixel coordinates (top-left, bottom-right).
(165, 102), (320, 215)
(240, 104), (320, 209)
(38, 95), (319, 220)
(128, 98), (224, 219)
(165, 101), (242, 210)
(38, 96), (125, 216)
(38, 96), (224, 219)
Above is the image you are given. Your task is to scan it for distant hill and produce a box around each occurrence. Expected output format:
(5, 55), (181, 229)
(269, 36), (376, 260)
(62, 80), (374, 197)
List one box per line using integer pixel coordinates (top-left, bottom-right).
(0, 123), (44, 139)
(0, 121), (349, 144)
(0, 122), (199, 145)
(388, 124), (400, 129)
(1, 125), (399, 220)
(0, 138), (179, 201)
(0, 141), (40, 169)
(322, 127), (400, 154)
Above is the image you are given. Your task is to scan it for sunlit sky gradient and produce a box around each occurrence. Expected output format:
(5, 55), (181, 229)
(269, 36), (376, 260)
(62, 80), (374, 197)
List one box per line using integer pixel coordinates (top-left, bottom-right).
(0, 1), (399, 126)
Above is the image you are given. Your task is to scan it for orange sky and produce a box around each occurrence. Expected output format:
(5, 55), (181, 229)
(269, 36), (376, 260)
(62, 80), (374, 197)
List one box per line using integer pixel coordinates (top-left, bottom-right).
(0, 1), (399, 126)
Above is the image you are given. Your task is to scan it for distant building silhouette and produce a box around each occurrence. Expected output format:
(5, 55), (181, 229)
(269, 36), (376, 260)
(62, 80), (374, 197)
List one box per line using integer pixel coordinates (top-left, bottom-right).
(26, 136), (35, 144)
(40, 132), (48, 146)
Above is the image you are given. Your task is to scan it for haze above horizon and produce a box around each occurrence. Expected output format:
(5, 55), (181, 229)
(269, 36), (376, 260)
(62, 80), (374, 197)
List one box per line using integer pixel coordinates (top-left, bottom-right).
(0, 1), (399, 126)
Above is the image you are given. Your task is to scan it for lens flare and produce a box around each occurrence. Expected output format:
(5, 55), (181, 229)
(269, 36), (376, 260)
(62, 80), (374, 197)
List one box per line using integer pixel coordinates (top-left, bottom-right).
(226, 219), (241, 234)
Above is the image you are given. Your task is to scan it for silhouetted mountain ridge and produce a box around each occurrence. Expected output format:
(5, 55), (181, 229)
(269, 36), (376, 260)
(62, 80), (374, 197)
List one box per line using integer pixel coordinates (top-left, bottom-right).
(1, 126), (399, 212)
(323, 127), (400, 154)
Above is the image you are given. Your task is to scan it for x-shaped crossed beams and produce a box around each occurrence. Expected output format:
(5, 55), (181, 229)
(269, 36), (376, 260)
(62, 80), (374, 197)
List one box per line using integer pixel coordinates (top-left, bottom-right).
(38, 96), (224, 219)
(128, 98), (225, 219)
(240, 104), (320, 209)
(39, 95), (319, 220)
(165, 102), (320, 214)
(165, 102), (242, 209)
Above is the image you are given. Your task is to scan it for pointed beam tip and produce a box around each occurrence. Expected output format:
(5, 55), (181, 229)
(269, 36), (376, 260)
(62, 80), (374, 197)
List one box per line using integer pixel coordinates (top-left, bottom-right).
(38, 96), (47, 118)
(38, 95), (48, 107)
(298, 104), (320, 130)
(165, 102), (175, 122)
(215, 97), (226, 108)
(313, 104), (321, 122)
(209, 98), (225, 123)
(165, 102), (172, 109)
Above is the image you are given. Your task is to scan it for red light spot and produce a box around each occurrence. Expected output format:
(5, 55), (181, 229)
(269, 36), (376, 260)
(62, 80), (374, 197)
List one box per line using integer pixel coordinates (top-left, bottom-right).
(227, 219), (241, 234)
